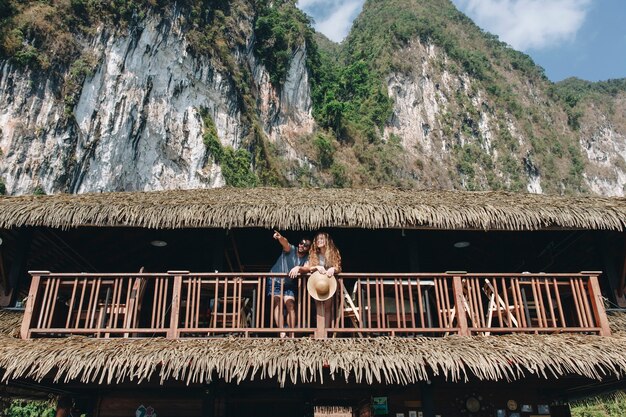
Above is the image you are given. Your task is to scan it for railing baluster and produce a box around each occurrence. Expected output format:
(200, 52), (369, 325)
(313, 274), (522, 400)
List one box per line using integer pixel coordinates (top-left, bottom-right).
(46, 277), (61, 329)
(543, 280), (557, 327)
(415, 278), (424, 328)
(75, 279), (87, 329)
(151, 278), (159, 329)
(570, 278), (585, 327)
(553, 278), (566, 327)
(184, 278), (191, 329)
(512, 278), (527, 328)
(577, 277), (594, 328)
(529, 278), (543, 328)
(407, 278), (416, 329)
(377, 277), (384, 329)
(338, 278), (345, 329)
(366, 278), (372, 329)
(212, 277), (218, 329)
(355, 278), (363, 329)
(392, 278), (400, 329)
(162, 278), (169, 328)
(434, 278), (445, 329)
(465, 278), (476, 329)
(194, 277), (201, 329)
(86, 279), (97, 329)
(37, 278), (51, 330)
(222, 278), (229, 329)
(65, 278), (78, 329)
(107, 278), (120, 330)
(475, 278), (486, 329)
(441, 278), (448, 328)
(491, 278), (504, 327)
(296, 278), (306, 328)
(499, 277), (510, 327)
(235, 278), (242, 329)
(278, 278), (284, 330)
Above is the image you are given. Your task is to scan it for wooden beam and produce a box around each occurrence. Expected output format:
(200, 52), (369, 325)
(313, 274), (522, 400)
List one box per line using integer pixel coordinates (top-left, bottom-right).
(167, 271), (187, 339)
(451, 274), (470, 336)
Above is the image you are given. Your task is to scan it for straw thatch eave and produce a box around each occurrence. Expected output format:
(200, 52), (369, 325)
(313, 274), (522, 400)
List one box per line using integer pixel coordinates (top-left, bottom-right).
(0, 188), (625, 231)
(1, 311), (626, 387)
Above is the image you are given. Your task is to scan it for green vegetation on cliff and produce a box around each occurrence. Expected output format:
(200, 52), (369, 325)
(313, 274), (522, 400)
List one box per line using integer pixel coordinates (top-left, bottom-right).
(302, 0), (599, 192)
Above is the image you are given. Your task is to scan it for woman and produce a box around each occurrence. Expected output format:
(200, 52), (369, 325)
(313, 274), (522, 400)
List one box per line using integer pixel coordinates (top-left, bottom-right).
(291, 232), (342, 328)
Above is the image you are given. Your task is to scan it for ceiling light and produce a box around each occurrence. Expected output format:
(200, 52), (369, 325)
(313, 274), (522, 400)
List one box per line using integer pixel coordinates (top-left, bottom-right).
(453, 241), (470, 248)
(150, 240), (167, 247)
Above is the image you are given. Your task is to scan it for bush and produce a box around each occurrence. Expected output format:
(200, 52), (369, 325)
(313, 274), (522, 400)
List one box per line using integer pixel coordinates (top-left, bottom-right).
(313, 133), (334, 169)
(221, 147), (257, 187)
(254, 1), (312, 85)
(200, 110), (224, 162)
(0, 178), (6, 195)
(5, 399), (55, 417)
(571, 392), (626, 417)
(330, 162), (349, 187)
(12, 45), (40, 68)
(200, 108), (257, 187)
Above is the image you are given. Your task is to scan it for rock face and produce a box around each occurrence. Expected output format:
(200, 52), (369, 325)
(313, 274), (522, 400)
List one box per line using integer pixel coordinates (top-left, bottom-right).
(0, 12), (314, 195)
(1, 9), (625, 196)
(382, 40), (626, 195)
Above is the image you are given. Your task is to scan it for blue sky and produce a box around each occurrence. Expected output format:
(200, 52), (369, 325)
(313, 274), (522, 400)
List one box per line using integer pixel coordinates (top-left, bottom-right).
(297, 0), (626, 82)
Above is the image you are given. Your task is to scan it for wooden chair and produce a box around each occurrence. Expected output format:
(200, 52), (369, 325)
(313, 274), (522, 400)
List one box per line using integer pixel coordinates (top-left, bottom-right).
(342, 284), (361, 327)
(98, 269), (147, 337)
(438, 279), (475, 335)
(483, 279), (518, 335)
(209, 296), (250, 329)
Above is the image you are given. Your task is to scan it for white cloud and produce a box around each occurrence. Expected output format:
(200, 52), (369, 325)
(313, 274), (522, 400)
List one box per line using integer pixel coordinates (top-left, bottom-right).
(454, 0), (591, 50)
(297, 0), (365, 42)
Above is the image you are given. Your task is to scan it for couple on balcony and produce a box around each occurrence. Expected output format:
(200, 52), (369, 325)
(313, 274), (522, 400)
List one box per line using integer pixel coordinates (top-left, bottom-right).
(268, 230), (342, 336)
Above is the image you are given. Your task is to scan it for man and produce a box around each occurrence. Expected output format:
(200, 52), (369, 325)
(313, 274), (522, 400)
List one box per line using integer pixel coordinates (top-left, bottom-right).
(268, 230), (310, 336)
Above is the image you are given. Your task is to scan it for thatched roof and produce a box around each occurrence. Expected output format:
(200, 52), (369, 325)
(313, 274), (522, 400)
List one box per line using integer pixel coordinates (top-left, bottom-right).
(2, 311), (626, 386)
(0, 188), (625, 231)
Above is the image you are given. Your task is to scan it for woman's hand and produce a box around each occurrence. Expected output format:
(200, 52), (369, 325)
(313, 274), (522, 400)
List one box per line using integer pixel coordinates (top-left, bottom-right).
(326, 267), (335, 277)
(314, 265), (326, 274)
(289, 266), (300, 278)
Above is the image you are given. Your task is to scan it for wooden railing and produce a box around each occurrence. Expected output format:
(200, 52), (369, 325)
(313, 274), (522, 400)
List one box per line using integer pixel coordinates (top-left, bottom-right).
(20, 271), (610, 339)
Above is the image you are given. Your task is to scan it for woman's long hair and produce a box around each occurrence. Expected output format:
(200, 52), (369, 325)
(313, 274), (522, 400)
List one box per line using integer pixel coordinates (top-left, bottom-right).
(309, 232), (342, 272)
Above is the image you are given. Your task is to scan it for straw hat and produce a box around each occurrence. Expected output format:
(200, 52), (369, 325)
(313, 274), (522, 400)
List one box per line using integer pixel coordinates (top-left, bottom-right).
(307, 271), (337, 301)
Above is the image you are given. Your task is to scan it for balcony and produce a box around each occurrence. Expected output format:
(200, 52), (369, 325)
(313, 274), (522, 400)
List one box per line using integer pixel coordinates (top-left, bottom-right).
(20, 271), (611, 339)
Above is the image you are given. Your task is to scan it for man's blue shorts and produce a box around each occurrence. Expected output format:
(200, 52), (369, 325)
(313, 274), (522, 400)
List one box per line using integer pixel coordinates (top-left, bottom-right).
(266, 277), (296, 298)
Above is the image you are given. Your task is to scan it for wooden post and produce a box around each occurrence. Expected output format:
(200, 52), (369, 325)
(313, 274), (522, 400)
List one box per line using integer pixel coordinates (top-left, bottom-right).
(168, 271), (187, 339)
(21, 271), (49, 339)
(315, 300), (327, 339)
(583, 271), (611, 336)
(450, 273), (470, 336)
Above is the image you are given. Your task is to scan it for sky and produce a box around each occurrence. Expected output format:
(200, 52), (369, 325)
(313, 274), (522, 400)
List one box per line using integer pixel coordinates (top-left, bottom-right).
(296, 0), (626, 82)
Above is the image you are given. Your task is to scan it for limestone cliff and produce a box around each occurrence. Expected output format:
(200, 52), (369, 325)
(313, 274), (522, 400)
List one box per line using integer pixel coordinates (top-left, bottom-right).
(0, 0), (624, 196)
